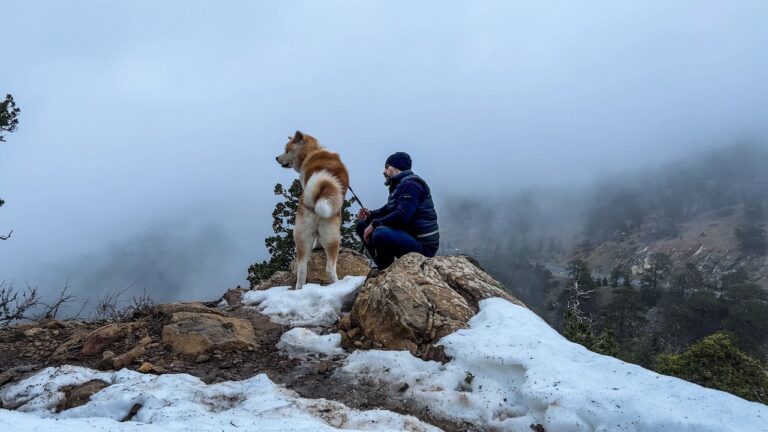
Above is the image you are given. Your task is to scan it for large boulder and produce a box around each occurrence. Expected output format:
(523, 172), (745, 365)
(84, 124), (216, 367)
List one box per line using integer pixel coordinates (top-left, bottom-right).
(350, 253), (525, 356)
(161, 312), (257, 357)
(255, 247), (371, 290)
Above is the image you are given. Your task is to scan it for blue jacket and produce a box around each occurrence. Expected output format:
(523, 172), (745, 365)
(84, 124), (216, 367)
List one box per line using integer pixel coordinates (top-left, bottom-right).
(369, 170), (439, 247)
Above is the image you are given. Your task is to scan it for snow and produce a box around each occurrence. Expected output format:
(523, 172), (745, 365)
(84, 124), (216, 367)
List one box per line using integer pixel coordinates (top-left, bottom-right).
(340, 298), (768, 432)
(278, 328), (344, 359)
(242, 276), (365, 327)
(5, 277), (767, 431)
(0, 365), (438, 432)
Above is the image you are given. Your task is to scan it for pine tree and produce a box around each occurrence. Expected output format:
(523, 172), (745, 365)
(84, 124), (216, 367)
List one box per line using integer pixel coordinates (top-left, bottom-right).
(247, 179), (362, 287)
(0, 94), (20, 143)
(1, 94), (20, 240)
(656, 332), (768, 404)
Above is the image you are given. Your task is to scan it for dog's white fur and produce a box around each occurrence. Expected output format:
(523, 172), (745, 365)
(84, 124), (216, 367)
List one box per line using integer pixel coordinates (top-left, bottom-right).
(303, 170), (343, 219)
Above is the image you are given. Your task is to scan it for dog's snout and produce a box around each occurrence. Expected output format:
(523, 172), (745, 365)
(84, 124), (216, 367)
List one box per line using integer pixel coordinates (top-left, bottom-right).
(275, 156), (279, 161)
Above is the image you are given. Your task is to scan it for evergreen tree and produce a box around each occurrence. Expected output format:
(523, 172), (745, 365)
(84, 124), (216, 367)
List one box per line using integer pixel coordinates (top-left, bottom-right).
(610, 265), (623, 288)
(734, 224), (768, 256)
(599, 286), (648, 346)
(1, 94), (20, 241)
(0, 94), (20, 143)
(640, 252), (672, 306)
(656, 332), (768, 404)
(562, 259), (599, 318)
(563, 310), (618, 356)
(247, 180), (362, 287)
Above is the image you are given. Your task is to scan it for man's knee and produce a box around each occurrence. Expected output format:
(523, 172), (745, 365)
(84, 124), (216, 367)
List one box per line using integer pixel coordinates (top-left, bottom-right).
(370, 226), (391, 246)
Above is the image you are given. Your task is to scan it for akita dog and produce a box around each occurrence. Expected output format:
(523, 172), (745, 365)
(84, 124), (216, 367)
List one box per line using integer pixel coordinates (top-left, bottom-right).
(276, 131), (350, 289)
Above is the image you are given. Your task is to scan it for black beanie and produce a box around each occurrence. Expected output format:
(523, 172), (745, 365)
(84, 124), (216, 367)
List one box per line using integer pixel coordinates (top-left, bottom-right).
(385, 152), (412, 171)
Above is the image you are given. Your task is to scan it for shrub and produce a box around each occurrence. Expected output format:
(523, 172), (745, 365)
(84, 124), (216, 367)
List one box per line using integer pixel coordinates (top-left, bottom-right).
(656, 332), (768, 404)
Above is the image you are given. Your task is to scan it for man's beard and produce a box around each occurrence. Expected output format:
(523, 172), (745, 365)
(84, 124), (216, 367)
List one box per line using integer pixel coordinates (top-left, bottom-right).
(384, 175), (392, 186)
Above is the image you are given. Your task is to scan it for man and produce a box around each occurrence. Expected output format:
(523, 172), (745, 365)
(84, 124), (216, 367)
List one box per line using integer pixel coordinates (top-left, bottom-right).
(356, 152), (439, 270)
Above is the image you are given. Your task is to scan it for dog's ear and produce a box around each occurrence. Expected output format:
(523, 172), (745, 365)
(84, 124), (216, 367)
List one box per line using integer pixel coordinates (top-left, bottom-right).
(294, 130), (304, 143)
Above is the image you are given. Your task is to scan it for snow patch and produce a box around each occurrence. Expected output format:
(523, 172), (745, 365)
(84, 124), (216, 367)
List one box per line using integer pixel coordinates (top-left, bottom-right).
(242, 276), (365, 327)
(0, 365), (439, 432)
(278, 328), (344, 359)
(339, 298), (768, 432)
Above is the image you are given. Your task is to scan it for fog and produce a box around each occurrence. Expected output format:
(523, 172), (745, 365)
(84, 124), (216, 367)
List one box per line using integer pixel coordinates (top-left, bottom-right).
(1, 1), (767, 306)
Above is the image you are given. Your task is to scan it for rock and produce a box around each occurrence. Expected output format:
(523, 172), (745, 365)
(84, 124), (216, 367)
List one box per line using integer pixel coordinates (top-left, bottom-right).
(81, 322), (146, 356)
(253, 271), (291, 290)
(338, 315), (351, 331)
(137, 362), (166, 374)
(40, 318), (66, 329)
(22, 327), (43, 338)
(161, 312), (257, 357)
(51, 329), (88, 360)
(195, 354), (211, 363)
(55, 380), (109, 412)
(296, 248), (371, 285)
(121, 403), (143, 422)
(102, 351), (115, 359)
(351, 253), (525, 356)
(347, 327), (360, 339)
(155, 302), (223, 317)
(221, 287), (246, 306)
(254, 248), (370, 290)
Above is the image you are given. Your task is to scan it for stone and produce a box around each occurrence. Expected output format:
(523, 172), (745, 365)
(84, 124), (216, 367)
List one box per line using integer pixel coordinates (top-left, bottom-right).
(22, 327), (43, 338)
(253, 271), (291, 290)
(350, 253), (526, 356)
(254, 248), (370, 290)
(40, 318), (66, 329)
(51, 330), (88, 360)
(221, 287), (246, 306)
(155, 302), (223, 317)
(81, 322), (146, 356)
(137, 362), (166, 374)
(161, 312), (257, 358)
(55, 380), (109, 412)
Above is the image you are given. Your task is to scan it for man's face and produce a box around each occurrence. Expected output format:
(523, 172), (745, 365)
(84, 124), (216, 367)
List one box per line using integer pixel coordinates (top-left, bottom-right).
(383, 164), (400, 185)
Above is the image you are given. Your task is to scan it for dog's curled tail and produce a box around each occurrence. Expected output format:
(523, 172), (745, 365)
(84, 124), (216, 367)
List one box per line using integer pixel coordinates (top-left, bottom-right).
(303, 170), (344, 219)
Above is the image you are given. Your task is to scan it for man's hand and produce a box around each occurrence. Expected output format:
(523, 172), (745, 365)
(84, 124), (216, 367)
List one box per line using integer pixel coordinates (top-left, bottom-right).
(357, 208), (371, 221)
(363, 224), (374, 243)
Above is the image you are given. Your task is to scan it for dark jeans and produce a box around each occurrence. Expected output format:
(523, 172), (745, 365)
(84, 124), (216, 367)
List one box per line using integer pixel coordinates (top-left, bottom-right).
(355, 220), (437, 269)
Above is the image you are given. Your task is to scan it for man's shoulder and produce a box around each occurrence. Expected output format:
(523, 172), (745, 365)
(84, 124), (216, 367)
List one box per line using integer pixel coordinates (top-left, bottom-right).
(398, 177), (427, 194)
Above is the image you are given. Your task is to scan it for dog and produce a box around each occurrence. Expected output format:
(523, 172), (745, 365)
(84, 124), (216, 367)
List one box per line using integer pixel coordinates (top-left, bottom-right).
(276, 131), (349, 289)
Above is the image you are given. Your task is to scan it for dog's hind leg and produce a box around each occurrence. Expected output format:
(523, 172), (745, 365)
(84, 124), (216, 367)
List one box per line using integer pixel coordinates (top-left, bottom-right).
(293, 218), (316, 290)
(318, 218), (341, 284)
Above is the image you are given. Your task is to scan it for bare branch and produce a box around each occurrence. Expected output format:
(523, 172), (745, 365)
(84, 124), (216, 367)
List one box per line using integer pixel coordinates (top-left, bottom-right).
(0, 281), (40, 326)
(0, 230), (12, 240)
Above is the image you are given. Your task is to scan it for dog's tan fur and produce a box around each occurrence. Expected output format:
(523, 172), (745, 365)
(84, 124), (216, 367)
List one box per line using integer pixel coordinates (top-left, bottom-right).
(276, 131), (349, 289)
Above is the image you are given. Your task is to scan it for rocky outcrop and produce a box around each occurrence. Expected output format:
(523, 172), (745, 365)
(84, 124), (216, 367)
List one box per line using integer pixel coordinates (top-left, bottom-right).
(81, 322), (147, 356)
(349, 253), (524, 357)
(254, 248), (371, 290)
(161, 311), (257, 358)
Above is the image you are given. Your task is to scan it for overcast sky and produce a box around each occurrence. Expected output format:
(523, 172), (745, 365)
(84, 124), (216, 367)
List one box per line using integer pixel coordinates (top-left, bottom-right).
(1, 1), (766, 305)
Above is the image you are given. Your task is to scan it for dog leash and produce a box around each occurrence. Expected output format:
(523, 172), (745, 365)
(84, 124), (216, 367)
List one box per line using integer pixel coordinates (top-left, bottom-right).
(347, 185), (365, 209)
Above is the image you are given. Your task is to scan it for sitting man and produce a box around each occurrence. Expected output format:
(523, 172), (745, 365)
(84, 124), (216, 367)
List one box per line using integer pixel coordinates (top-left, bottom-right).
(356, 152), (440, 270)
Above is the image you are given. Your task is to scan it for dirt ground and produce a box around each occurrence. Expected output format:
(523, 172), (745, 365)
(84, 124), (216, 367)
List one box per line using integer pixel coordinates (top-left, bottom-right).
(0, 305), (481, 432)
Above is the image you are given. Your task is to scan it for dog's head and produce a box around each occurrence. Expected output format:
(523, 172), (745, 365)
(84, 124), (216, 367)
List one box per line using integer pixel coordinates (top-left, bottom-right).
(276, 130), (311, 171)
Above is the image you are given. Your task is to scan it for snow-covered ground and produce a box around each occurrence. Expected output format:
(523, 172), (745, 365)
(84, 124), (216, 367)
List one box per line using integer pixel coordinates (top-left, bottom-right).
(242, 276), (365, 327)
(3, 278), (767, 432)
(0, 366), (438, 432)
(278, 328), (344, 359)
(340, 298), (768, 432)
